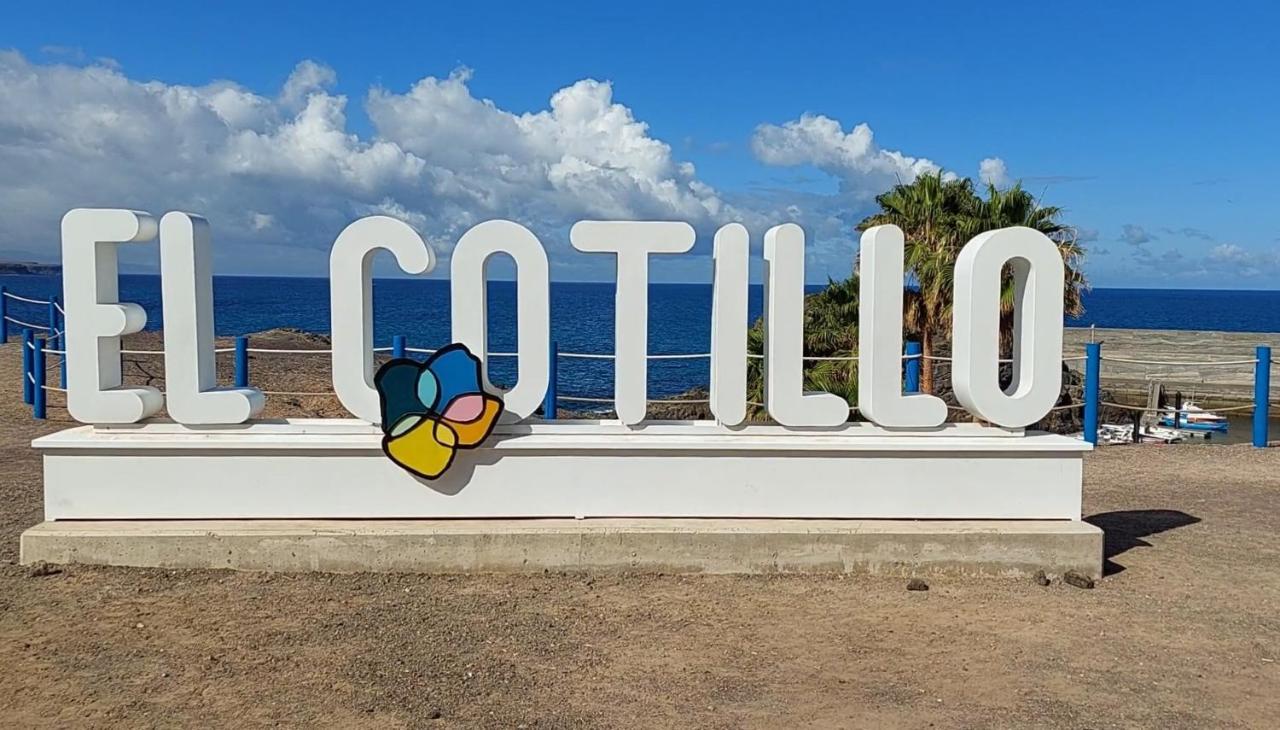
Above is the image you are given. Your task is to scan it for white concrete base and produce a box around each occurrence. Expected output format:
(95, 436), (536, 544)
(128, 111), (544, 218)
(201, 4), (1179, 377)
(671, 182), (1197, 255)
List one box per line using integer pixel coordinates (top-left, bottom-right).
(33, 419), (1090, 520)
(20, 519), (1104, 579)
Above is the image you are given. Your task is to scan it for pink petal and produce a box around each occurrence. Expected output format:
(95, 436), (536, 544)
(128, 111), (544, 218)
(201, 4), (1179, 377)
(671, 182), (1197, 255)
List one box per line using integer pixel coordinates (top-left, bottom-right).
(442, 393), (485, 423)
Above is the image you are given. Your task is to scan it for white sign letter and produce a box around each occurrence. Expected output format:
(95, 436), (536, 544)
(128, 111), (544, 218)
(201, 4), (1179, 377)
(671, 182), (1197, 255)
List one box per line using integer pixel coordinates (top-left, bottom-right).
(570, 221), (695, 426)
(952, 226), (1065, 428)
(330, 216), (434, 423)
(451, 220), (550, 421)
(857, 225), (946, 428)
(61, 208), (164, 424)
(710, 223), (749, 426)
(159, 212), (264, 424)
(763, 224), (847, 427)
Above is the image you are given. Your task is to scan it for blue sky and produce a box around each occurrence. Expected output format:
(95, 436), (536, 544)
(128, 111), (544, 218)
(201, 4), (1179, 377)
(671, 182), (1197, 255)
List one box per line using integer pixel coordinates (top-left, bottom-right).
(2, 1), (1278, 287)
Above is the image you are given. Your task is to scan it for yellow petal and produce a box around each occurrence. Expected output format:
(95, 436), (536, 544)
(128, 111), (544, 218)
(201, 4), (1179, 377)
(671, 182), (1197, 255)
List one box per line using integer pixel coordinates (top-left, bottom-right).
(383, 418), (458, 479)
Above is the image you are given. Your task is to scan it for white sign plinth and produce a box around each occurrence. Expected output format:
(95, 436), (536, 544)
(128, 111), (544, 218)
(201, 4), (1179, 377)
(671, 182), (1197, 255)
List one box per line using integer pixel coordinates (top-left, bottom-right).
(37, 211), (1095, 575)
(35, 420), (1087, 521)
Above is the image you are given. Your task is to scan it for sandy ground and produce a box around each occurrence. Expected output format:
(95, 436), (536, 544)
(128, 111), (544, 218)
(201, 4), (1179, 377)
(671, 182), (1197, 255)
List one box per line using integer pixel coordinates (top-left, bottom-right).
(0, 333), (1278, 728)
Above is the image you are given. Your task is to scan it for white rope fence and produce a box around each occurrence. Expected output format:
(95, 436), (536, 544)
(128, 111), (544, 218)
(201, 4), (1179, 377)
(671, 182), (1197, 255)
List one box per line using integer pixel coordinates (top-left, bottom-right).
(1102, 401), (1257, 414)
(3, 315), (50, 330)
(6, 280), (1273, 436)
(28, 338), (1263, 410)
(2, 291), (51, 305)
(1100, 356), (1259, 366)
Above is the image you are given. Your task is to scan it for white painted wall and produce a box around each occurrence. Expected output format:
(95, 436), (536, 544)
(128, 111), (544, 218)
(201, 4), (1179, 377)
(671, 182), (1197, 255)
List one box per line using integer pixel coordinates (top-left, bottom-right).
(36, 422), (1087, 520)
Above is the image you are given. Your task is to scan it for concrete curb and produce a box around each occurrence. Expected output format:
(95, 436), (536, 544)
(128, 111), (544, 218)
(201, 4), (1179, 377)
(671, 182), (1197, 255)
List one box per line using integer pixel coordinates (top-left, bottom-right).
(21, 519), (1103, 579)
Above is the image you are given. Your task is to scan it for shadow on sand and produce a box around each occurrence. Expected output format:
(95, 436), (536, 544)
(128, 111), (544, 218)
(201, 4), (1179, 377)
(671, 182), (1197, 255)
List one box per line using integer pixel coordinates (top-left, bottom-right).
(1085, 509), (1202, 576)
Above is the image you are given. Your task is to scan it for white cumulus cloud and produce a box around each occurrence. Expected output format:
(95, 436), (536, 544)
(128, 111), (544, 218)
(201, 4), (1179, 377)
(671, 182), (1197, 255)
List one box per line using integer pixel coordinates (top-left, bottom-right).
(750, 114), (952, 200)
(0, 52), (757, 276)
(1205, 243), (1280, 278)
(0, 53), (1018, 281)
(978, 157), (1010, 188)
(744, 113), (988, 267)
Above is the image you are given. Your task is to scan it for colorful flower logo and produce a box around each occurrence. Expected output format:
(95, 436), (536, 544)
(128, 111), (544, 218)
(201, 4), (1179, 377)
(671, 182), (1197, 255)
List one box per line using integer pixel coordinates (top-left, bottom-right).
(374, 344), (504, 479)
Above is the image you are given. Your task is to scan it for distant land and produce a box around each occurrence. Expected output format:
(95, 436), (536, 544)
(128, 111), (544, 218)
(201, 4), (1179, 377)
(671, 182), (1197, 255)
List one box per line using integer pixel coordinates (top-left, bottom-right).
(0, 261), (60, 275)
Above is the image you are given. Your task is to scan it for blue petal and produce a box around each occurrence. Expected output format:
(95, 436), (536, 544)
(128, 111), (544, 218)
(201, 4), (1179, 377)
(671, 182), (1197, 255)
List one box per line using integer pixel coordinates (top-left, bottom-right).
(426, 345), (484, 407)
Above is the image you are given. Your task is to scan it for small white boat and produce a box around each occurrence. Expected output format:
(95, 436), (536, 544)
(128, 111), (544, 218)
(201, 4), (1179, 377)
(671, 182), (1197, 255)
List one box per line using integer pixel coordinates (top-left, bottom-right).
(1159, 400), (1229, 433)
(1142, 425), (1186, 443)
(1098, 424), (1133, 445)
(1089, 423), (1184, 445)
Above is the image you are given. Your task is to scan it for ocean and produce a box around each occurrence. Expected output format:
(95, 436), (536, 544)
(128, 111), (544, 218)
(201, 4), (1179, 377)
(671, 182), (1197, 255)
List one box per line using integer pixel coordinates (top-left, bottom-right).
(5, 274), (1280, 400)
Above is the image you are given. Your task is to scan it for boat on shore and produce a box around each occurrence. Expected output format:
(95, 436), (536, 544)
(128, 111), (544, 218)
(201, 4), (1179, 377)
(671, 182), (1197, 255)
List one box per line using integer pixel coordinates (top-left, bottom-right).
(1076, 423), (1185, 445)
(1159, 400), (1229, 433)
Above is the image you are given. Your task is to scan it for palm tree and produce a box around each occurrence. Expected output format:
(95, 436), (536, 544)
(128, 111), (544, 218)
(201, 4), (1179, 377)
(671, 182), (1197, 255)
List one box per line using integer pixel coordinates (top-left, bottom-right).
(960, 183), (1087, 327)
(856, 173), (975, 393)
(855, 175), (1088, 393)
(962, 183), (1085, 311)
(743, 174), (1088, 421)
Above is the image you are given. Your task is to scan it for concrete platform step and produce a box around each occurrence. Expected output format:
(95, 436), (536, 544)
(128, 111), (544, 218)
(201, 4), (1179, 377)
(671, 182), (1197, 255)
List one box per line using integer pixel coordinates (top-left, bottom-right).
(21, 519), (1103, 579)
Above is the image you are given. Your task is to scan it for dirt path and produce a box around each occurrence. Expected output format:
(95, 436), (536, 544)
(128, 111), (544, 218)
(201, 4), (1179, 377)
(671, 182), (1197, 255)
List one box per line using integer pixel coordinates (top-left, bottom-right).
(1, 334), (1277, 728)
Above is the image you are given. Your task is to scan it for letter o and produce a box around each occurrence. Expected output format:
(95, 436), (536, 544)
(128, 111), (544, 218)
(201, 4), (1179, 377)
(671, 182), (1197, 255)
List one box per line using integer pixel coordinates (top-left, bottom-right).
(951, 227), (1065, 428)
(451, 220), (550, 421)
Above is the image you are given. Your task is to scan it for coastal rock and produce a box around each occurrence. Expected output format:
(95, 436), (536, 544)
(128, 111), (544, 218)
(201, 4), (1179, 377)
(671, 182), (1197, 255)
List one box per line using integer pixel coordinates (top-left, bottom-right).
(925, 340), (1126, 434)
(0, 261), (60, 275)
(1063, 570), (1095, 589)
(26, 561), (61, 578)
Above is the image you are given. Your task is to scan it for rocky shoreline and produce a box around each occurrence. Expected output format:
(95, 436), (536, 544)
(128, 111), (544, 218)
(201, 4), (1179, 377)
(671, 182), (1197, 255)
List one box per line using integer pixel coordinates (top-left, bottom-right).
(0, 261), (60, 276)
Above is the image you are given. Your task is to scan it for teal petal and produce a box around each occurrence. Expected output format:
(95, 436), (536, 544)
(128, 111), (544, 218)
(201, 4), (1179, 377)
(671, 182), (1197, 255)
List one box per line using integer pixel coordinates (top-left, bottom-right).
(374, 359), (430, 431)
(416, 368), (440, 411)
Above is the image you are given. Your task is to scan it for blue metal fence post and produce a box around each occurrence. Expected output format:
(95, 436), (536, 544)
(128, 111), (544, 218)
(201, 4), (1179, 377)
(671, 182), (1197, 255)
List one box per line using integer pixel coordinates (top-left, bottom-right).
(543, 340), (558, 420)
(392, 334), (406, 359)
(33, 335), (46, 419)
(21, 328), (34, 405)
(0, 285), (8, 343)
(1254, 345), (1271, 448)
(234, 335), (249, 388)
(904, 340), (922, 394)
(1083, 342), (1101, 445)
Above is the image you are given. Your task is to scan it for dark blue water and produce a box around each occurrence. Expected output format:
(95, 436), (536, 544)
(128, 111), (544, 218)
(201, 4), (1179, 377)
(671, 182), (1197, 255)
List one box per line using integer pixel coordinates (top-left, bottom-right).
(5, 274), (1280, 399)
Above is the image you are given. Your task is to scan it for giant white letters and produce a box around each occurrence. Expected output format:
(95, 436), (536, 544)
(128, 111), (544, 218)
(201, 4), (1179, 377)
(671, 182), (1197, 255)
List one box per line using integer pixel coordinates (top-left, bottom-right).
(451, 220), (550, 421)
(56, 211), (1067, 432)
(570, 221), (695, 426)
(159, 212), (264, 424)
(710, 223), (749, 426)
(330, 216), (435, 424)
(857, 225), (946, 428)
(763, 224), (848, 427)
(952, 226), (1065, 428)
(61, 209), (164, 424)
